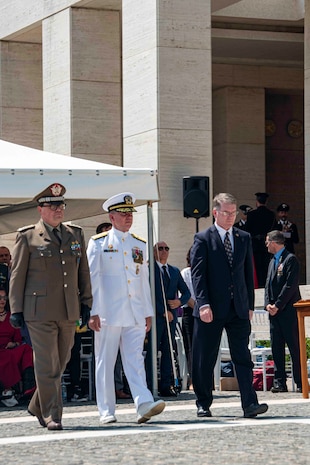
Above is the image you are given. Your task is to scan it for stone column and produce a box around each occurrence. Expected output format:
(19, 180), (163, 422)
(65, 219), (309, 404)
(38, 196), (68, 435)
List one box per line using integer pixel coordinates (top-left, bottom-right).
(0, 41), (42, 147)
(213, 86), (265, 206)
(42, 7), (122, 165)
(305, 0), (310, 282)
(122, 0), (212, 265)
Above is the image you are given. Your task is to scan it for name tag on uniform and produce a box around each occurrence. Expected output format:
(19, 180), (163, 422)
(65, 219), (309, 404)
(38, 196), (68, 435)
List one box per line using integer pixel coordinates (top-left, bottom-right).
(104, 244), (118, 252)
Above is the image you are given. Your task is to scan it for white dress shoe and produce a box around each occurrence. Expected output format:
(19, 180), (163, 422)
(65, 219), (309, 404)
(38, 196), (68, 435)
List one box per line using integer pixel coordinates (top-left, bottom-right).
(137, 400), (165, 424)
(99, 414), (117, 424)
(1, 390), (18, 407)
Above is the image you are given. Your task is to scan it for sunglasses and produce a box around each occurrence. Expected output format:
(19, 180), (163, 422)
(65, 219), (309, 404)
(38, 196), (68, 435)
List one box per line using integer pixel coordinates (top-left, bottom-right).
(0, 296), (8, 301)
(158, 246), (170, 251)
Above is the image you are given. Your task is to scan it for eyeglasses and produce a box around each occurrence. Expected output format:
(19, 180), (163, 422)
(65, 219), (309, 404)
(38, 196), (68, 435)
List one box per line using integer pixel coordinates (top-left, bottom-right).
(158, 246), (170, 251)
(0, 296), (8, 301)
(218, 210), (238, 217)
(42, 204), (66, 211)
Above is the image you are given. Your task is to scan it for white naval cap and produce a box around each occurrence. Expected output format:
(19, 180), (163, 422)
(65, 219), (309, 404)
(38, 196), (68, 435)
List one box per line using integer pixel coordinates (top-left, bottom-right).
(102, 192), (137, 213)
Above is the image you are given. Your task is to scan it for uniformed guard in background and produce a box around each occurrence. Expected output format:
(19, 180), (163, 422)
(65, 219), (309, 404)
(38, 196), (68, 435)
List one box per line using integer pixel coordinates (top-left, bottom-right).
(234, 204), (253, 231)
(87, 192), (165, 424)
(9, 183), (92, 431)
(245, 192), (275, 288)
(273, 203), (299, 254)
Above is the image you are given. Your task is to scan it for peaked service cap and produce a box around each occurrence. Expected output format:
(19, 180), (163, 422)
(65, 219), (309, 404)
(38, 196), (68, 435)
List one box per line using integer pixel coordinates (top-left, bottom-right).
(103, 192), (137, 213)
(34, 183), (66, 204)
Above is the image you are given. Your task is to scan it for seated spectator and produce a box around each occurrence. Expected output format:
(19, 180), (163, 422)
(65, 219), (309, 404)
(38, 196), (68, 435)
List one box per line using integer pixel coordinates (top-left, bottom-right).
(0, 287), (35, 407)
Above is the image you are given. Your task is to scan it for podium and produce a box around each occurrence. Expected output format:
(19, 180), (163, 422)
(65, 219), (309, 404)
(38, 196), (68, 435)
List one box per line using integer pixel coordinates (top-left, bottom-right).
(293, 300), (310, 398)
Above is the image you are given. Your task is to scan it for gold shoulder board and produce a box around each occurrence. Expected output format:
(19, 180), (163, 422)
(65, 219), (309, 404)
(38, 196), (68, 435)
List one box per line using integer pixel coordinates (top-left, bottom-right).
(91, 231), (109, 240)
(131, 233), (146, 243)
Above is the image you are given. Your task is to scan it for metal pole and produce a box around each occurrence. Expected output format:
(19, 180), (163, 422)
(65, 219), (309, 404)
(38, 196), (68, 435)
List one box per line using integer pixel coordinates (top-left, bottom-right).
(147, 202), (158, 397)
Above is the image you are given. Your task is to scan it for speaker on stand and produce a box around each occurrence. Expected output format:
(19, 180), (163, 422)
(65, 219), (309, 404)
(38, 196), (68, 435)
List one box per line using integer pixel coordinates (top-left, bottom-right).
(183, 176), (210, 232)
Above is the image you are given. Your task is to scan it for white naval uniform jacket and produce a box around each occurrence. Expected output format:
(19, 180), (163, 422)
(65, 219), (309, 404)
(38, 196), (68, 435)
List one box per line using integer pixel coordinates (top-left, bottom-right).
(87, 227), (154, 327)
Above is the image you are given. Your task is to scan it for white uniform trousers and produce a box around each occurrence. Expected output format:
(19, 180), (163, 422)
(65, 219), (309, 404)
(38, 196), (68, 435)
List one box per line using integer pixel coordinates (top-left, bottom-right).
(95, 324), (154, 418)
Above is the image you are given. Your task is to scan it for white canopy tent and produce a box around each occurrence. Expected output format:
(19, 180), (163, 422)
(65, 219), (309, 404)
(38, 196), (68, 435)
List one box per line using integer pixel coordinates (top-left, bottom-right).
(0, 139), (159, 234)
(0, 139), (160, 394)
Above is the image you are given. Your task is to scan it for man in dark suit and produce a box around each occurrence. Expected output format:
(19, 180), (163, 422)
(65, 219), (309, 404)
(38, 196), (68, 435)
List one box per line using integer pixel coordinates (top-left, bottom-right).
(191, 192), (268, 418)
(265, 230), (302, 393)
(146, 241), (190, 396)
(9, 183), (92, 430)
(246, 192), (275, 287)
(273, 203), (299, 254)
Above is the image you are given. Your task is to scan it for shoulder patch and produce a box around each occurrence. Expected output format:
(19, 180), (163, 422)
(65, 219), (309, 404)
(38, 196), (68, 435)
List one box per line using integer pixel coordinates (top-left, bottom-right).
(91, 231), (109, 240)
(17, 224), (35, 232)
(131, 233), (146, 243)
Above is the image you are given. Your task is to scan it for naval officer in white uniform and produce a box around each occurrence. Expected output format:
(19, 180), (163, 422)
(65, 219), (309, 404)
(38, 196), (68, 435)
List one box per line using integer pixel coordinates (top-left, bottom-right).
(87, 192), (165, 424)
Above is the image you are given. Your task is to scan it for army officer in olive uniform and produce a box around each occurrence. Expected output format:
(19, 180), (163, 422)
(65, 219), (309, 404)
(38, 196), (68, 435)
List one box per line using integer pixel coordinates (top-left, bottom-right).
(9, 183), (92, 431)
(87, 192), (165, 425)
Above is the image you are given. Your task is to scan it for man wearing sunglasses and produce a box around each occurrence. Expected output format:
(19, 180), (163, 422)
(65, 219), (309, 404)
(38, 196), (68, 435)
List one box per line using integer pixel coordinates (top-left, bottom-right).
(145, 241), (190, 397)
(87, 192), (165, 425)
(9, 183), (92, 431)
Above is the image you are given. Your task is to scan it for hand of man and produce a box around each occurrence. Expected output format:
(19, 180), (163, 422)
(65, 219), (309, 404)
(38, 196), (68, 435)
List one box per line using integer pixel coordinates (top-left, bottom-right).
(80, 303), (91, 328)
(164, 310), (174, 323)
(199, 305), (213, 323)
(88, 314), (101, 332)
(266, 304), (278, 316)
(10, 312), (25, 329)
(168, 298), (181, 310)
(145, 316), (152, 332)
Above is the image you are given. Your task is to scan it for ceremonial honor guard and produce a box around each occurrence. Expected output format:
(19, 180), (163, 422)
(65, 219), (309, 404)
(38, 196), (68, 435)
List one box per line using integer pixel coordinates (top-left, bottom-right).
(273, 203), (299, 254)
(234, 204), (253, 231)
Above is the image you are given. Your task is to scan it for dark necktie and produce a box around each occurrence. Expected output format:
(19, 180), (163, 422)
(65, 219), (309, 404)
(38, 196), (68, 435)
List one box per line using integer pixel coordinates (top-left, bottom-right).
(162, 265), (170, 290)
(53, 228), (61, 244)
(224, 231), (233, 267)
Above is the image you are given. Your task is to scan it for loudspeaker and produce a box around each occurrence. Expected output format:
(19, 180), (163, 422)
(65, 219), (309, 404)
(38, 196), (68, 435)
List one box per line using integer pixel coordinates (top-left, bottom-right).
(183, 176), (210, 218)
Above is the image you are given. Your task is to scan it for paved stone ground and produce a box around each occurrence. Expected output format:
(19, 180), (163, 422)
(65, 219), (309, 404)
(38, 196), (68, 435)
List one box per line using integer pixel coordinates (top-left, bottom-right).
(0, 389), (309, 465)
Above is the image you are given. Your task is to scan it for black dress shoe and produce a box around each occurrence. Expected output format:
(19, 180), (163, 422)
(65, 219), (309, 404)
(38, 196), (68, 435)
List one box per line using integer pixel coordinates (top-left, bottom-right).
(197, 406), (212, 417)
(270, 385), (288, 393)
(296, 387), (302, 393)
(160, 387), (178, 397)
(115, 389), (131, 399)
(244, 403), (268, 418)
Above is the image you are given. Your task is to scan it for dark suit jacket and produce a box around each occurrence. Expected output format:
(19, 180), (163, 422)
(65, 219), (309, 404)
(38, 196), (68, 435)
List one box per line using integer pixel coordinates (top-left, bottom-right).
(191, 225), (254, 320)
(154, 263), (190, 319)
(264, 248), (301, 314)
(245, 206), (275, 238)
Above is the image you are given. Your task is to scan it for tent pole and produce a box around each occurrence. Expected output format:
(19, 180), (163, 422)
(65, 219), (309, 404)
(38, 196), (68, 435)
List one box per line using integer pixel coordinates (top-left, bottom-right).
(147, 201), (158, 397)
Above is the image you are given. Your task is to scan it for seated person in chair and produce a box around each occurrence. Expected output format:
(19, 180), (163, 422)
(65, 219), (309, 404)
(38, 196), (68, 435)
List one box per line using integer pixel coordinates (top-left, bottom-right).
(0, 287), (35, 406)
